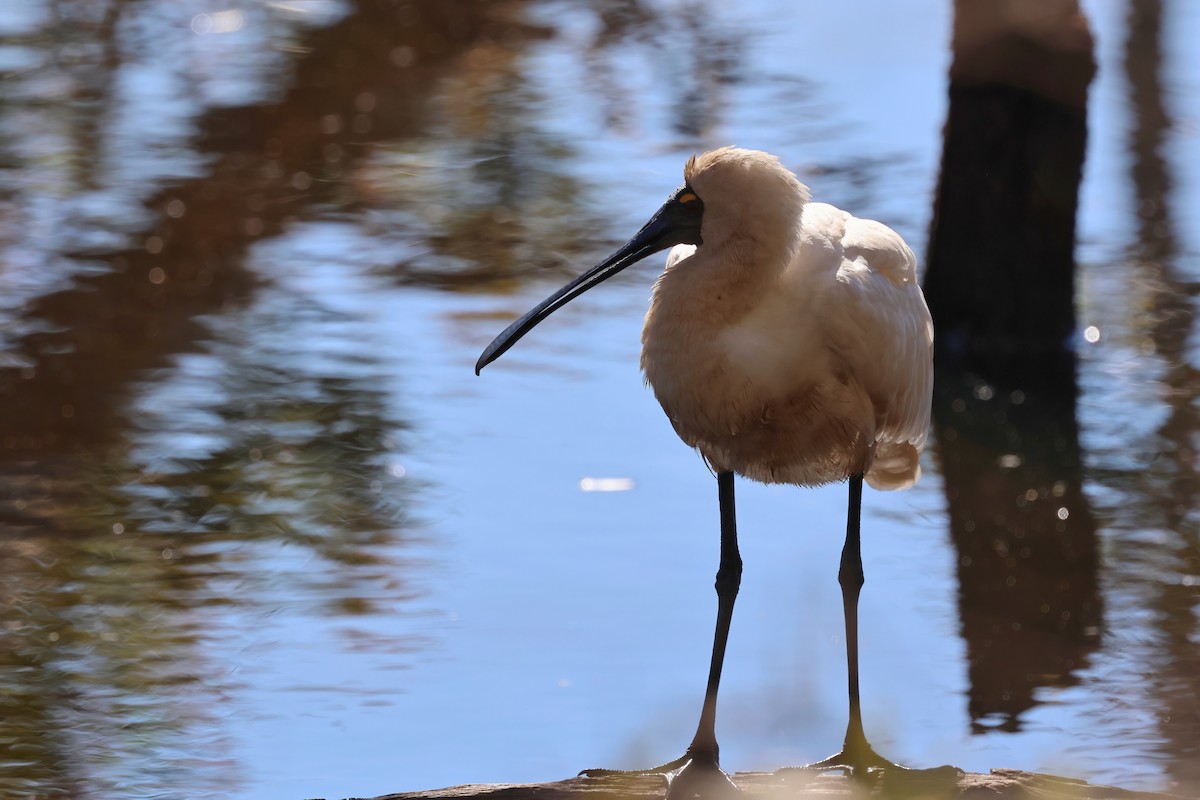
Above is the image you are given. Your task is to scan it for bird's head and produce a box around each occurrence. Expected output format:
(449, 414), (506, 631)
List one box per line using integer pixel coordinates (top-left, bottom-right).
(683, 147), (811, 254)
(475, 147), (805, 374)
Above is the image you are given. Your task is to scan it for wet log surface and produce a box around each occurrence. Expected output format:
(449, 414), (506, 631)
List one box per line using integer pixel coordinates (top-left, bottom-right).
(359, 768), (1190, 800)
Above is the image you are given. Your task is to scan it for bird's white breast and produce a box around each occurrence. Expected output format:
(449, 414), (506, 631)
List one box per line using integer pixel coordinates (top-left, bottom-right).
(713, 283), (831, 401)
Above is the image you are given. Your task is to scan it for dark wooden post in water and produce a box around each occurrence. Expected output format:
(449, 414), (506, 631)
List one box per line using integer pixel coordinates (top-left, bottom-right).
(924, 1), (1094, 364)
(923, 1), (1103, 732)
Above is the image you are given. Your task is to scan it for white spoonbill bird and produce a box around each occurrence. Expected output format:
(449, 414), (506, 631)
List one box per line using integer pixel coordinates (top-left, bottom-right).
(476, 147), (934, 791)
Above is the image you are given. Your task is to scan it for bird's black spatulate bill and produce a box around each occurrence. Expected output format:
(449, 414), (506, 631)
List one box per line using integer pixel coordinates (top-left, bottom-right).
(475, 188), (702, 374)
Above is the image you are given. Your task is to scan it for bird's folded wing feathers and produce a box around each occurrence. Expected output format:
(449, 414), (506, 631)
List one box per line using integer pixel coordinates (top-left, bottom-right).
(822, 214), (934, 450)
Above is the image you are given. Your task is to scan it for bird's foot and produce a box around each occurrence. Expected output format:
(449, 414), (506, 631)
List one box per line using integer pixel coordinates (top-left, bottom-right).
(779, 741), (961, 790)
(582, 749), (740, 800)
(800, 736), (899, 775)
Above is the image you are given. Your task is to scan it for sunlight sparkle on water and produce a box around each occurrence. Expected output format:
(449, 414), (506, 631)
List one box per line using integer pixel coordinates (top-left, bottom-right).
(579, 477), (635, 492)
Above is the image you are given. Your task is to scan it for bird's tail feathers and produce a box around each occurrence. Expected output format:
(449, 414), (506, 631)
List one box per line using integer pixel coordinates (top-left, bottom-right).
(865, 441), (922, 491)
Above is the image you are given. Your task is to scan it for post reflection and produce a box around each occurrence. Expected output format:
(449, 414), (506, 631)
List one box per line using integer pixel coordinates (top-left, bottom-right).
(924, 0), (1101, 732)
(933, 365), (1100, 731)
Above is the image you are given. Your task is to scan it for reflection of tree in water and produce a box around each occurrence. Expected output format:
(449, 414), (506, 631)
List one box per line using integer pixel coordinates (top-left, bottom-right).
(0, 0), (712, 790)
(350, 0), (755, 292)
(0, 0), (525, 795)
(1106, 0), (1200, 788)
(573, 0), (744, 139)
(0, 318), (413, 797)
(118, 308), (413, 609)
(357, 63), (609, 289)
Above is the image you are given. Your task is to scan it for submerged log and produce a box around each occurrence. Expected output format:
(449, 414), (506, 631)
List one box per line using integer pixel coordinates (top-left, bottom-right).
(360, 768), (1188, 800)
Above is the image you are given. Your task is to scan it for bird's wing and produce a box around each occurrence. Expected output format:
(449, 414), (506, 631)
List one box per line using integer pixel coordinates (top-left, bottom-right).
(819, 211), (934, 451)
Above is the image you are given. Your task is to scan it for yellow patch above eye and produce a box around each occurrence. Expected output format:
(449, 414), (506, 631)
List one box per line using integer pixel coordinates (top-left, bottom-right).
(678, 191), (698, 204)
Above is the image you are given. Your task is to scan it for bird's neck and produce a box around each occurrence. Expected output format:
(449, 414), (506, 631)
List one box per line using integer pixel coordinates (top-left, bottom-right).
(662, 230), (797, 324)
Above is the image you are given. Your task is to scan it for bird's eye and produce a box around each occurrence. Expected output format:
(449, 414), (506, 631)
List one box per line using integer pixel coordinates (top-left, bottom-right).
(676, 187), (703, 212)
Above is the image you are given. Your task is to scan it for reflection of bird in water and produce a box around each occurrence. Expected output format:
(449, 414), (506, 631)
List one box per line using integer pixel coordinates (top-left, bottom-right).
(477, 147), (936, 794)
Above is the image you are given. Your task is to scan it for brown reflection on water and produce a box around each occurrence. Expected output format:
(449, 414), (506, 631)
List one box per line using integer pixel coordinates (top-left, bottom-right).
(354, 39), (610, 291)
(1118, 0), (1200, 788)
(933, 365), (1100, 731)
(1, 0), (500, 453)
(578, 0), (741, 140)
(0, 0), (541, 795)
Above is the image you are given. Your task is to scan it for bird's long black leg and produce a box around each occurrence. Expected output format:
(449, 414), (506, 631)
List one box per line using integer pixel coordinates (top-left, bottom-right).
(686, 469), (742, 763)
(793, 476), (962, 785)
(582, 472), (742, 797)
(803, 473), (893, 775)
(841, 472), (866, 748)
